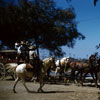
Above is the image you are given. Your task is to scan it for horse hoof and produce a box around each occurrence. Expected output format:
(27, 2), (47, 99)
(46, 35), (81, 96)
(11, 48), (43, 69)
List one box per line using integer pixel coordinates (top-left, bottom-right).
(13, 90), (17, 93)
(37, 89), (40, 93)
(27, 90), (31, 93)
(37, 89), (44, 93)
(41, 90), (44, 93)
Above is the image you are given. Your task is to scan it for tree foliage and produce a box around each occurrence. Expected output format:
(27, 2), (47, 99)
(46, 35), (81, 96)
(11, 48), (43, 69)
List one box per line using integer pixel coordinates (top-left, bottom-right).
(66, 0), (99, 6)
(0, 0), (85, 57)
(94, 0), (98, 6)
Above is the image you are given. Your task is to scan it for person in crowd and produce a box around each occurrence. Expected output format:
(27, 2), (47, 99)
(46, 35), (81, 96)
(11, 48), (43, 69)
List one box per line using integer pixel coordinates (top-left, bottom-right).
(15, 40), (29, 64)
(20, 40), (29, 63)
(15, 41), (22, 64)
(15, 41), (20, 50)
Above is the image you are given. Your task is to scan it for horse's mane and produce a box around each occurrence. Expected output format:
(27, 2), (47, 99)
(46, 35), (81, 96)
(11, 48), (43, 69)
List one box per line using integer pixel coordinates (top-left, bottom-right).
(43, 58), (49, 61)
(61, 57), (69, 61)
(43, 57), (53, 62)
(40, 57), (54, 73)
(61, 57), (66, 60)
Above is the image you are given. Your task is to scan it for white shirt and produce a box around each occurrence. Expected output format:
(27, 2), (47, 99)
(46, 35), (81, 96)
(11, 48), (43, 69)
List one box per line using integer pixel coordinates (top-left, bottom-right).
(17, 46), (22, 54)
(29, 50), (36, 60)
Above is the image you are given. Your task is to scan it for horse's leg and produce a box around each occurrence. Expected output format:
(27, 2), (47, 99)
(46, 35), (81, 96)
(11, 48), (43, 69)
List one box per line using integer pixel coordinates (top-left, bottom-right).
(59, 71), (62, 81)
(37, 78), (45, 92)
(21, 78), (30, 92)
(13, 77), (20, 93)
(90, 72), (98, 87)
(38, 82), (45, 92)
(90, 72), (95, 80)
(89, 72), (95, 85)
(72, 70), (78, 84)
(94, 72), (98, 87)
(98, 72), (100, 82)
(79, 68), (83, 86)
(63, 72), (69, 85)
(47, 68), (51, 82)
(63, 74), (70, 85)
(75, 70), (81, 84)
(54, 69), (58, 84)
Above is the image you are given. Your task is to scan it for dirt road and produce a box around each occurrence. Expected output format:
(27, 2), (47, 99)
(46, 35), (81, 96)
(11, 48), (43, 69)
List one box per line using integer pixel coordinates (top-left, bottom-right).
(0, 79), (100, 100)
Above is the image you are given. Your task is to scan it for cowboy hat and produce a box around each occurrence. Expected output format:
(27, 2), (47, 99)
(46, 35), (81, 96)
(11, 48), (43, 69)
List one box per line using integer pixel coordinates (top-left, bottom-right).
(21, 41), (26, 45)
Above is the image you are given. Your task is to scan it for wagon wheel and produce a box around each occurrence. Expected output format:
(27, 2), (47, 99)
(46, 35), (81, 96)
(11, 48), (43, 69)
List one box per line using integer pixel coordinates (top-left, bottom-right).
(0, 63), (6, 80)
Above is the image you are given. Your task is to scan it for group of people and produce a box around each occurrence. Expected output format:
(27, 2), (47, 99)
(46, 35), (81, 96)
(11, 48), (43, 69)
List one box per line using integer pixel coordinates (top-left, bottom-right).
(15, 40), (40, 77)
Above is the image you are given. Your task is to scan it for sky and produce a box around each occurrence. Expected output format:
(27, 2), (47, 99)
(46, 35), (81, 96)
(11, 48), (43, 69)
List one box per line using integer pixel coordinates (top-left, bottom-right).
(54, 0), (100, 59)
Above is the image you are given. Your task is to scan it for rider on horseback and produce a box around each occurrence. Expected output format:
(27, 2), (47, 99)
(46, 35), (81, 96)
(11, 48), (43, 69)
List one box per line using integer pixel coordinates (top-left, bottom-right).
(29, 45), (41, 78)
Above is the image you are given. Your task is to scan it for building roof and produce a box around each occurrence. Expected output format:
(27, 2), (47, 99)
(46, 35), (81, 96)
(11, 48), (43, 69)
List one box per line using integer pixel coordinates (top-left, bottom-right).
(0, 50), (17, 53)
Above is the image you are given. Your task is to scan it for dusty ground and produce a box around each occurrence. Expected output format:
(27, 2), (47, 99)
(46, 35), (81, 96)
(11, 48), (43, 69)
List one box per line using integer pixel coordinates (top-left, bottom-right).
(0, 78), (100, 100)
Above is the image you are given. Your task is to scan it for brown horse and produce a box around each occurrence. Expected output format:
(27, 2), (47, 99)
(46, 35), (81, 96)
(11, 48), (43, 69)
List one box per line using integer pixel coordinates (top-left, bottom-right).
(78, 53), (99, 87)
(84, 53), (100, 87)
(64, 60), (89, 85)
(65, 53), (100, 87)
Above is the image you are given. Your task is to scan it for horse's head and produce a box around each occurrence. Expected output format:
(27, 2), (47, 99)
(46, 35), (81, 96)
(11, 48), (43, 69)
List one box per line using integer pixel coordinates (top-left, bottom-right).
(88, 53), (98, 67)
(42, 57), (56, 71)
(89, 52), (98, 61)
(89, 55), (96, 63)
(61, 57), (70, 66)
(97, 58), (100, 65)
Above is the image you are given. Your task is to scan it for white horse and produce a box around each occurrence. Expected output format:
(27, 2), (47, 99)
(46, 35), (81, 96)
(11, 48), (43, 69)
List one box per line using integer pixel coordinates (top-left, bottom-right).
(13, 57), (55, 93)
(54, 57), (70, 79)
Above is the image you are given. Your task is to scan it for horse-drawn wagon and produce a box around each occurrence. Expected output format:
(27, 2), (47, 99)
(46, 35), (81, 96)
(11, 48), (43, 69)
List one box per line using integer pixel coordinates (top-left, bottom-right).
(0, 50), (17, 80)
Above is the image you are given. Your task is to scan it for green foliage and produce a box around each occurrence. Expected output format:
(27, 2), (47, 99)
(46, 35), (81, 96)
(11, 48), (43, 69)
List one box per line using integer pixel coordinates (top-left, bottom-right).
(0, 0), (85, 57)
(94, 0), (98, 6)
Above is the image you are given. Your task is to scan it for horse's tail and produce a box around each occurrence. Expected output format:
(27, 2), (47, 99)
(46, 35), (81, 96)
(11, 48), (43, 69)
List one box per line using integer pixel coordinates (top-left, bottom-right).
(5, 63), (18, 73)
(10, 66), (17, 72)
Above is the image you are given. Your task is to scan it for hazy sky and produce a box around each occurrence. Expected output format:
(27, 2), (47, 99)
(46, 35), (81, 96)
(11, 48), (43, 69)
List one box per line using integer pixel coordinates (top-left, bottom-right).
(54, 0), (100, 59)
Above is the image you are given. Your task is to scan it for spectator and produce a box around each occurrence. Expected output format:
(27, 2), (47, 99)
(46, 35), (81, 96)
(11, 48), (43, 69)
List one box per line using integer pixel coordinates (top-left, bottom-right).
(15, 41), (21, 64)
(20, 40), (29, 63)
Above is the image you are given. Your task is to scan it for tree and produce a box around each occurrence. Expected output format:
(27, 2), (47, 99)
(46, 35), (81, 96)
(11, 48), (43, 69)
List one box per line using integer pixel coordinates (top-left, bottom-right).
(0, 0), (85, 57)
(94, 0), (98, 6)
